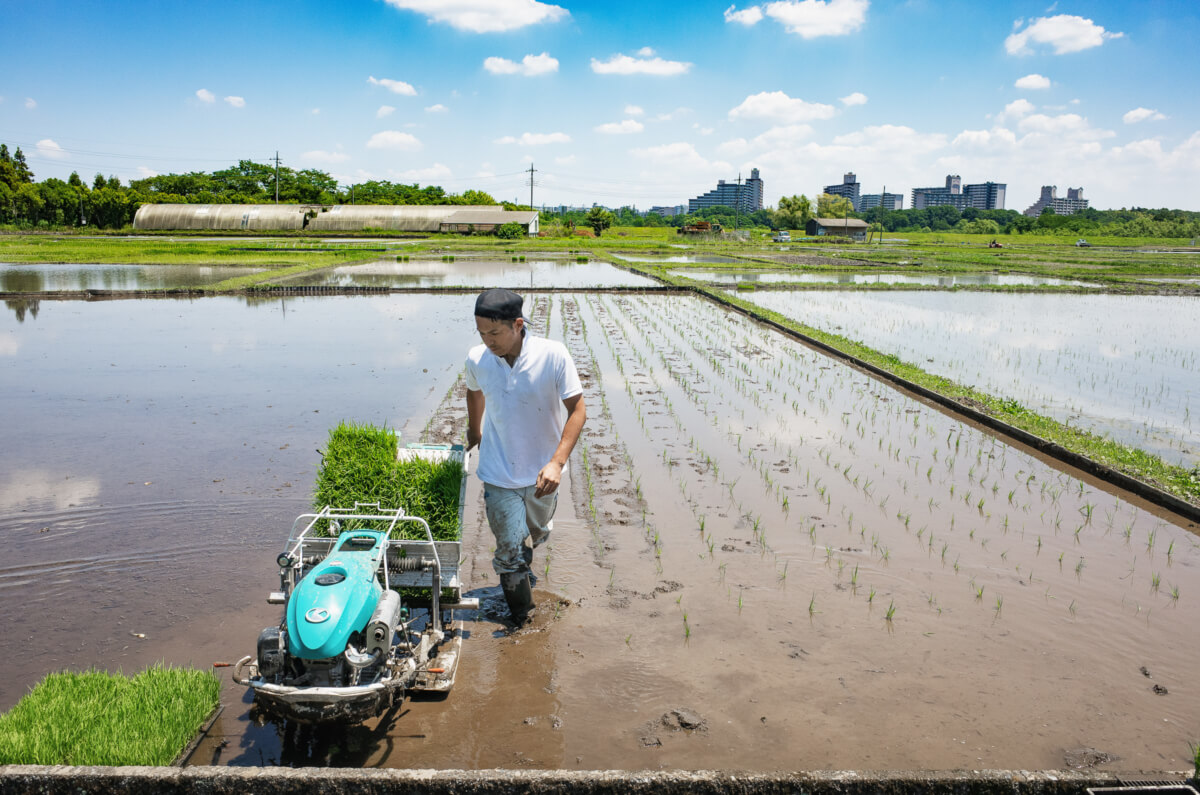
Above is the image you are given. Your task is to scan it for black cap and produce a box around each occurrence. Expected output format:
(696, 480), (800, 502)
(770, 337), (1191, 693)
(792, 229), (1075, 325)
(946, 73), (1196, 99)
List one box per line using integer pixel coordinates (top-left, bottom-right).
(474, 288), (524, 320)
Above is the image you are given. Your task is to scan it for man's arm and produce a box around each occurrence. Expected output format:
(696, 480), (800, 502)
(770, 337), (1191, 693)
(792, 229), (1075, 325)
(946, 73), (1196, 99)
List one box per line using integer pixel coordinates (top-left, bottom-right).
(466, 388), (485, 451)
(535, 393), (586, 497)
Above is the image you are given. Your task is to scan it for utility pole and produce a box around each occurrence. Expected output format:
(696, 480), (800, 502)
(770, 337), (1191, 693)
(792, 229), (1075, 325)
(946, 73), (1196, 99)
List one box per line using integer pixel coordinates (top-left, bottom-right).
(527, 162), (536, 209)
(272, 151), (281, 203)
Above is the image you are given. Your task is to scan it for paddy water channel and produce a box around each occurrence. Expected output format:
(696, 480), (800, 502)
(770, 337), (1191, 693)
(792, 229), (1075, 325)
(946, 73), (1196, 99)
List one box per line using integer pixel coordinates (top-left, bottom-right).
(1, 280), (1198, 772)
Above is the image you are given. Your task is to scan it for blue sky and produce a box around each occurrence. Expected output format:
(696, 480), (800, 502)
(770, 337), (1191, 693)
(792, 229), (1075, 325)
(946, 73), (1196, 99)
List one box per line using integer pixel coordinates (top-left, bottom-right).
(2, 0), (1198, 212)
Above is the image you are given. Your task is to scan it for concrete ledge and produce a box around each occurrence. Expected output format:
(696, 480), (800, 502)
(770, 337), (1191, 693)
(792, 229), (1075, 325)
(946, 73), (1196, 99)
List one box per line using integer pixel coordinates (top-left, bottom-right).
(0, 766), (1191, 795)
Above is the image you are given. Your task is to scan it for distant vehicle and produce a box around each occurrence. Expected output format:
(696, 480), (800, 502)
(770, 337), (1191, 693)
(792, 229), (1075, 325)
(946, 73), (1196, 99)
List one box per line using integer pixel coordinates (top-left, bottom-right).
(1075, 238), (1091, 247)
(988, 240), (1003, 248)
(773, 231), (791, 242)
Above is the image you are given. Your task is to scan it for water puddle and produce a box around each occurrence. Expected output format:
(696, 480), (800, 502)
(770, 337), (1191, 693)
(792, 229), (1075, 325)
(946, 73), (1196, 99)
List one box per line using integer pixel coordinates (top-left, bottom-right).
(613, 253), (743, 264)
(0, 263), (265, 291)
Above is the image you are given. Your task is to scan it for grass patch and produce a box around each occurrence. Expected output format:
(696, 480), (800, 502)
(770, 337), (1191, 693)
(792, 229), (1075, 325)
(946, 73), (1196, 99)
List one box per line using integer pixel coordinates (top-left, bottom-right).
(313, 421), (463, 540)
(0, 664), (219, 766)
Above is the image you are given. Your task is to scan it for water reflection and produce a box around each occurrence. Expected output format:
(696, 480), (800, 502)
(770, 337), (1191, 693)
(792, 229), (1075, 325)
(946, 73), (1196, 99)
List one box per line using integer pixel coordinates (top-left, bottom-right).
(673, 270), (1098, 287)
(0, 263), (265, 292)
(274, 259), (657, 289)
(5, 298), (40, 322)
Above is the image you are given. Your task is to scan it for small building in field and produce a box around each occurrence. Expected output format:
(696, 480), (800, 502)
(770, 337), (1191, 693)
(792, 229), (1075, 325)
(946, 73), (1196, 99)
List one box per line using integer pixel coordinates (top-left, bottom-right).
(806, 217), (870, 241)
(133, 204), (538, 235)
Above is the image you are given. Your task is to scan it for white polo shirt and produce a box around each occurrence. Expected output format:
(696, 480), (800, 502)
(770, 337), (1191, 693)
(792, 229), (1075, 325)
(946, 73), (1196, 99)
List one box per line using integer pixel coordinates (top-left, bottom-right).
(465, 333), (583, 489)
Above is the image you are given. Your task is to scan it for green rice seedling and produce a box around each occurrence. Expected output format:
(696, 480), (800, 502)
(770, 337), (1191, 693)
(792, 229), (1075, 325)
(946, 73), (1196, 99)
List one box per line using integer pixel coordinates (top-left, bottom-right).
(1068, 599), (1077, 616)
(885, 599), (896, 623)
(1075, 557), (1086, 579)
(867, 587), (876, 604)
(994, 595), (1003, 617)
(1169, 584), (1180, 603)
(0, 665), (220, 766)
(1167, 539), (1175, 563)
(808, 593), (819, 617)
(850, 563), (859, 588)
(1151, 572), (1161, 593)
(1147, 528), (1157, 552)
(313, 422), (463, 540)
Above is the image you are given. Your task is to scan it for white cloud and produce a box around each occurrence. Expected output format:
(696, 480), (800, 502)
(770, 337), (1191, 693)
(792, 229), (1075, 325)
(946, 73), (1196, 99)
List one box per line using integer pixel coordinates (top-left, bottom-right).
(729, 90), (837, 124)
(25, 98), (37, 109)
(484, 52), (559, 76)
(595, 119), (645, 134)
(1123, 107), (1167, 124)
(554, 155), (576, 165)
(0, 332), (17, 357)
(224, 95), (245, 108)
(997, 98), (1036, 122)
(196, 88), (215, 103)
(425, 103), (449, 113)
(136, 166), (158, 179)
(35, 139), (69, 159)
(381, 0), (568, 33)
(952, 128), (1017, 150)
(300, 150), (350, 164)
(311, 108), (321, 115)
(368, 75), (417, 96)
(391, 163), (453, 181)
(763, 0), (869, 39)
(494, 131), (571, 145)
(1017, 112), (1113, 140)
(1005, 14), (1123, 55)
(1014, 73), (1051, 90)
(636, 46), (656, 57)
(724, 4), (764, 25)
(377, 105), (396, 118)
(840, 92), (868, 106)
(625, 105), (645, 116)
(591, 53), (692, 76)
(366, 130), (423, 150)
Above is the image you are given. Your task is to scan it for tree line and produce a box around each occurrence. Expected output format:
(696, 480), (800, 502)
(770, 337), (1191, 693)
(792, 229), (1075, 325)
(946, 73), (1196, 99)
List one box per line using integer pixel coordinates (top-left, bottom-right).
(0, 146), (502, 229)
(3, 144), (1197, 238)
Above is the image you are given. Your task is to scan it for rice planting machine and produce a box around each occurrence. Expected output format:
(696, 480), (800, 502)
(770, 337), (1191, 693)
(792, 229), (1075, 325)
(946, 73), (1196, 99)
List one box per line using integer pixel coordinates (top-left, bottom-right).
(232, 445), (475, 724)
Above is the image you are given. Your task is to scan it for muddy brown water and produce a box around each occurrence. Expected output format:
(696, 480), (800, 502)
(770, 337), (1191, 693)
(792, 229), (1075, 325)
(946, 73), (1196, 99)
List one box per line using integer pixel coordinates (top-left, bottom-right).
(1, 292), (1197, 773)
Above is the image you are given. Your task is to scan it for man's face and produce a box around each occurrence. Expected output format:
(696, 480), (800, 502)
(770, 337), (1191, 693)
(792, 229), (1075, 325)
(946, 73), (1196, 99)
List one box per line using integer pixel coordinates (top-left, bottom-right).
(476, 316), (523, 359)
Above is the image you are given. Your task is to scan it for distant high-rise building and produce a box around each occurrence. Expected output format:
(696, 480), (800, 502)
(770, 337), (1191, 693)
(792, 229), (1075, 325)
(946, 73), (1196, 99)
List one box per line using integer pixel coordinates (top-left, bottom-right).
(688, 168), (764, 213)
(859, 192), (904, 211)
(649, 205), (687, 217)
(823, 172), (861, 209)
(912, 174), (1005, 210)
(1023, 186), (1089, 217)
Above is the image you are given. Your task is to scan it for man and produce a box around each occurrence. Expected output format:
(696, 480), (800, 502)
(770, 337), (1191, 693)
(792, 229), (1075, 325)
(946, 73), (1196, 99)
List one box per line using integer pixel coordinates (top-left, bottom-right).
(465, 289), (585, 623)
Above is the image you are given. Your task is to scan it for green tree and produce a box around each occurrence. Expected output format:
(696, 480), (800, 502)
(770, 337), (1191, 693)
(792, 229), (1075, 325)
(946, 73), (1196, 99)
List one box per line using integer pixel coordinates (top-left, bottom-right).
(775, 194), (813, 230)
(585, 206), (614, 236)
(816, 192), (854, 218)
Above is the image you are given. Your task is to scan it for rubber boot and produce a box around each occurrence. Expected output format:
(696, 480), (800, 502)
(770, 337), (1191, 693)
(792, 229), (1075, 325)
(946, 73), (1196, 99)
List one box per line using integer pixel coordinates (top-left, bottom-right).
(500, 571), (533, 624)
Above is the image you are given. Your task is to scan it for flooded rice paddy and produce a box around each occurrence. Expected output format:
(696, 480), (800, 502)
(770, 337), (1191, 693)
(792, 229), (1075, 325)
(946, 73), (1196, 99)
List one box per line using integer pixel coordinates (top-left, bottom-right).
(1, 288), (1198, 772)
(740, 290), (1200, 468)
(612, 253), (744, 264)
(668, 271), (1099, 288)
(0, 262), (265, 291)
(274, 258), (658, 289)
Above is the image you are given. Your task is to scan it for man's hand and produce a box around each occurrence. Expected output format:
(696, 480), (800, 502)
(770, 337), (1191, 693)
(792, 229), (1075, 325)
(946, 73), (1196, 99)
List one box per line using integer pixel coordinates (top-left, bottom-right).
(466, 427), (481, 451)
(534, 460), (563, 497)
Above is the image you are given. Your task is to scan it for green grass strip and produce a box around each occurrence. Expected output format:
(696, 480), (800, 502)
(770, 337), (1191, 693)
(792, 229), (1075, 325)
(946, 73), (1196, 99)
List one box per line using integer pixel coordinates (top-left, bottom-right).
(313, 421), (463, 541)
(703, 285), (1200, 505)
(0, 665), (220, 766)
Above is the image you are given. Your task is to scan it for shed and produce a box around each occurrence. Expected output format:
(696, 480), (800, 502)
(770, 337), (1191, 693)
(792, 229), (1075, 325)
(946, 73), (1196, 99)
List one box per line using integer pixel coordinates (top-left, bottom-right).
(133, 204), (310, 231)
(438, 209), (539, 235)
(306, 205), (491, 232)
(806, 217), (870, 241)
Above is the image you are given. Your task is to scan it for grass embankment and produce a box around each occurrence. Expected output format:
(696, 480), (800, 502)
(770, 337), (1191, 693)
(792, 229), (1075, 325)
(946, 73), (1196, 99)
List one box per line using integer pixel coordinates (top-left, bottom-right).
(0, 665), (219, 766)
(313, 421), (463, 540)
(688, 281), (1200, 507)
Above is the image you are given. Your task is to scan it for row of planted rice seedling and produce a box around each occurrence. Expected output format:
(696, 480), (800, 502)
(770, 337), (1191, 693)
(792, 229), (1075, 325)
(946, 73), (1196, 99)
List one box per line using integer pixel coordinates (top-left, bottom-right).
(550, 292), (1197, 650)
(739, 290), (1200, 469)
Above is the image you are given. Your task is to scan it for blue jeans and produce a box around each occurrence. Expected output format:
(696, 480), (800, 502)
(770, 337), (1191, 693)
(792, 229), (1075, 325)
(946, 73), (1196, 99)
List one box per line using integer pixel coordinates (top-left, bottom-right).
(483, 483), (556, 575)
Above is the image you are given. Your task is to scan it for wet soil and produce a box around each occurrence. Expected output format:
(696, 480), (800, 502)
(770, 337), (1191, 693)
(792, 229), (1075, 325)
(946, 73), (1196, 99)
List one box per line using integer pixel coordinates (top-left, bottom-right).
(2, 292), (1197, 773)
